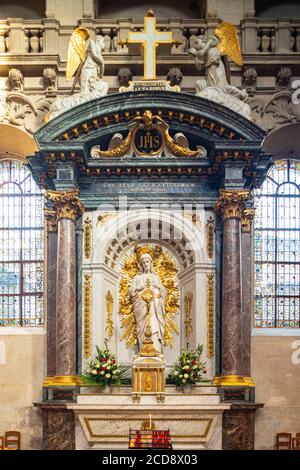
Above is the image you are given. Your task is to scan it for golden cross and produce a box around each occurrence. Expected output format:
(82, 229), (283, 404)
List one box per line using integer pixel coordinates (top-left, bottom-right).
(127, 10), (173, 80)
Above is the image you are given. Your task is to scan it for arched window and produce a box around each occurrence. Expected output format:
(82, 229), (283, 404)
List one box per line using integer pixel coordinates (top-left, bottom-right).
(254, 160), (300, 328)
(0, 160), (43, 326)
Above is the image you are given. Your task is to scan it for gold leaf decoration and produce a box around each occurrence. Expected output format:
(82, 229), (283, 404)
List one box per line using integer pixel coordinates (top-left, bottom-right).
(84, 217), (92, 259)
(206, 216), (214, 259)
(105, 290), (114, 339)
(207, 273), (214, 358)
(184, 292), (193, 339)
(119, 244), (180, 350)
(83, 273), (92, 359)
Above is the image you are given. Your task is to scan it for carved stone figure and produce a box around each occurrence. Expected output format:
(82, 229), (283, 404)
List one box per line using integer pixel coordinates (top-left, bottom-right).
(43, 68), (57, 97)
(188, 23), (251, 119)
(166, 67), (183, 87)
(8, 68), (23, 92)
(128, 253), (166, 355)
(118, 67), (133, 90)
(49, 28), (108, 120)
(276, 66), (292, 89)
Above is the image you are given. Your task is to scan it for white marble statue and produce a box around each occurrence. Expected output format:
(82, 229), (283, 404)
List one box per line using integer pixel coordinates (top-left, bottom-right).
(188, 26), (252, 120)
(49, 28), (108, 120)
(128, 254), (166, 355)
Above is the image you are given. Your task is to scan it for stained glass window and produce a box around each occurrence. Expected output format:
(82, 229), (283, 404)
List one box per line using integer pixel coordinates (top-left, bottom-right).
(0, 160), (43, 326)
(254, 160), (300, 327)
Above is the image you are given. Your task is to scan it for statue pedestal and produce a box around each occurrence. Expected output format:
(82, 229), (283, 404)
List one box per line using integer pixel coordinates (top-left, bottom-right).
(132, 355), (165, 403)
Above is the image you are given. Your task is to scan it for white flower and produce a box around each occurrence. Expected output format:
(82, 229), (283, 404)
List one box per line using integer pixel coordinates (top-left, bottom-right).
(184, 373), (189, 379)
(182, 379), (186, 383)
(105, 373), (111, 378)
(183, 365), (189, 370)
(100, 371), (105, 375)
(91, 370), (97, 375)
(106, 365), (111, 370)
(193, 365), (197, 369)
(112, 370), (117, 375)
(179, 374), (183, 378)
(173, 371), (179, 376)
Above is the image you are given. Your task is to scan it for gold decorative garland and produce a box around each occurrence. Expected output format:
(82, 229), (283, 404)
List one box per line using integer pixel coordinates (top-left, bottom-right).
(184, 291), (193, 340)
(206, 216), (214, 259)
(105, 290), (114, 339)
(83, 273), (92, 359)
(206, 273), (214, 358)
(84, 217), (92, 259)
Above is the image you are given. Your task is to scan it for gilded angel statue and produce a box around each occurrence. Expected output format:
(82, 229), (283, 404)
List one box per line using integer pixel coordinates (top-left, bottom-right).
(48, 27), (108, 120)
(66, 27), (108, 95)
(188, 23), (251, 119)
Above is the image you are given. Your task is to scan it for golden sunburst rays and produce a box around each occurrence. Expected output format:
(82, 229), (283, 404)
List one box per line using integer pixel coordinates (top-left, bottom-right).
(119, 244), (180, 350)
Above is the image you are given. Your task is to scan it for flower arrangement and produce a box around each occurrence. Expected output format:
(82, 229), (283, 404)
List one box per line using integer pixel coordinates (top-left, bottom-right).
(169, 344), (207, 386)
(82, 340), (129, 387)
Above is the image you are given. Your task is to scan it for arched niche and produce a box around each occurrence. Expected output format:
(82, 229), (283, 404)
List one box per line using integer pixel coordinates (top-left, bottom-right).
(262, 123), (300, 161)
(82, 208), (215, 377)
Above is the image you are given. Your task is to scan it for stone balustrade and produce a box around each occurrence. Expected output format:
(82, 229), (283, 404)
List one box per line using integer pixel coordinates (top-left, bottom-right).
(0, 17), (299, 63)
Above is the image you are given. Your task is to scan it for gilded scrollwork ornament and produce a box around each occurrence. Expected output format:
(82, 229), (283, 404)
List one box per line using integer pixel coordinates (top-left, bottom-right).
(205, 216), (214, 259)
(184, 292), (193, 339)
(90, 110), (207, 159)
(84, 216), (92, 259)
(105, 290), (114, 339)
(47, 189), (84, 221)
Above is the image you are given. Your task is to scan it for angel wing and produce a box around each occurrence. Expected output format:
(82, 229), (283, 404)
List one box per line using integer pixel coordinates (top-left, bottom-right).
(215, 22), (243, 66)
(66, 27), (90, 81)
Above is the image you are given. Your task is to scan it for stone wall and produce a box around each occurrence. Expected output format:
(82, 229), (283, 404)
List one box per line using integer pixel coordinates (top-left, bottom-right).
(0, 330), (46, 450)
(252, 334), (300, 450)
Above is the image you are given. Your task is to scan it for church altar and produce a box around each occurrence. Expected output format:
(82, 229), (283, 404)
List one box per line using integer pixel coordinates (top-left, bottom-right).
(31, 10), (269, 450)
(69, 385), (230, 450)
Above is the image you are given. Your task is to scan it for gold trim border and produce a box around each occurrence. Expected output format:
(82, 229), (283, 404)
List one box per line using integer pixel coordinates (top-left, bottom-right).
(207, 273), (214, 358)
(84, 416), (213, 439)
(83, 273), (92, 359)
(213, 375), (255, 387)
(84, 217), (92, 259)
(43, 375), (84, 387)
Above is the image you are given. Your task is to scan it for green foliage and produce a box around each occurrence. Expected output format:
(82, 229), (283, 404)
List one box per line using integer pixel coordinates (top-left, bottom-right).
(169, 343), (207, 386)
(82, 340), (130, 387)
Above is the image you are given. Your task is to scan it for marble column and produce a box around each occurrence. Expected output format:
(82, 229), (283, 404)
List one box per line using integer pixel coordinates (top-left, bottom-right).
(44, 210), (58, 380)
(46, 189), (84, 386)
(214, 189), (251, 387)
(241, 208), (255, 384)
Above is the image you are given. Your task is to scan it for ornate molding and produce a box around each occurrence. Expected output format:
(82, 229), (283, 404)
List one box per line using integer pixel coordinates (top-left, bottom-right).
(215, 189), (250, 220)
(47, 189), (84, 221)
(83, 217), (92, 259)
(90, 110), (206, 159)
(83, 273), (92, 359)
(205, 216), (214, 259)
(105, 290), (114, 339)
(184, 291), (193, 340)
(241, 208), (255, 233)
(44, 208), (58, 232)
(207, 273), (214, 359)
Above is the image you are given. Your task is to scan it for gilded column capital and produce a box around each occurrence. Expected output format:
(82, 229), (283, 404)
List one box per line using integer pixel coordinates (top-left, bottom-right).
(215, 189), (250, 220)
(44, 209), (58, 232)
(241, 208), (255, 233)
(46, 189), (84, 222)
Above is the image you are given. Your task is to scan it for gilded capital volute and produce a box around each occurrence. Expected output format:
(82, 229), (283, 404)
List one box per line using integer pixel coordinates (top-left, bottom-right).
(215, 189), (250, 220)
(241, 208), (255, 233)
(44, 209), (58, 232)
(46, 189), (84, 222)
